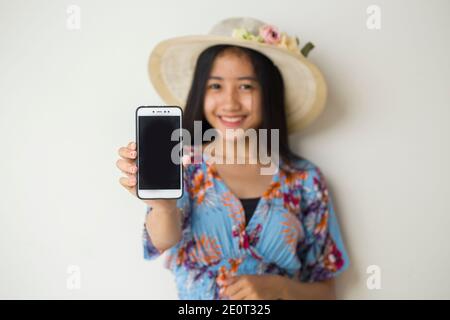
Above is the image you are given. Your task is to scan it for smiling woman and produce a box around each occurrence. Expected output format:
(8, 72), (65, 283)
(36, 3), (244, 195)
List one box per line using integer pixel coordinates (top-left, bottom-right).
(203, 47), (263, 133)
(117, 17), (349, 300)
(182, 44), (297, 164)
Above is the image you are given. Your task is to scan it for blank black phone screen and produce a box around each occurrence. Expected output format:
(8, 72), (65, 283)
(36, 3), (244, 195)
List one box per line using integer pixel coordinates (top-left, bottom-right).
(138, 115), (181, 190)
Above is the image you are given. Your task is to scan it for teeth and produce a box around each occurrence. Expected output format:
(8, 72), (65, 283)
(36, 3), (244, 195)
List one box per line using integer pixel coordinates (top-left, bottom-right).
(220, 116), (245, 123)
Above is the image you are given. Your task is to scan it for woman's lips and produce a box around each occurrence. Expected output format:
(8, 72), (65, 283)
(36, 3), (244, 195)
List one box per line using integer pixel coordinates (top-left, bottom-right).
(218, 116), (247, 128)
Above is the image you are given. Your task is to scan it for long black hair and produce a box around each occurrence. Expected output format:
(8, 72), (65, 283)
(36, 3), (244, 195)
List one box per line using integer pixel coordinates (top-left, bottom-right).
(182, 44), (303, 164)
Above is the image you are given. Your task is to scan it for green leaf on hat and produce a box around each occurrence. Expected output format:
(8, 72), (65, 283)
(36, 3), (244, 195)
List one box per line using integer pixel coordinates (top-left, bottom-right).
(301, 42), (314, 57)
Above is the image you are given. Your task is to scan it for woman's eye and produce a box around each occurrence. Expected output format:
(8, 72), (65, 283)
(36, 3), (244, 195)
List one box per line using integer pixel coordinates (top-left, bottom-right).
(208, 83), (221, 90)
(207, 83), (254, 91)
(240, 84), (253, 90)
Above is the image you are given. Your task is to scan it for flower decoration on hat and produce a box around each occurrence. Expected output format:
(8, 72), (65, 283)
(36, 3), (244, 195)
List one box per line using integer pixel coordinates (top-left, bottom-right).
(231, 24), (315, 57)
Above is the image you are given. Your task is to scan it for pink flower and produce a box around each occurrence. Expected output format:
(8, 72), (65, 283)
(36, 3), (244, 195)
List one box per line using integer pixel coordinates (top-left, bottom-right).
(259, 25), (281, 44)
(240, 233), (250, 249)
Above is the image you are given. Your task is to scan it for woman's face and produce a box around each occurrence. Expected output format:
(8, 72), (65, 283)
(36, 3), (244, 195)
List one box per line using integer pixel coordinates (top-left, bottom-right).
(203, 48), (263, 140)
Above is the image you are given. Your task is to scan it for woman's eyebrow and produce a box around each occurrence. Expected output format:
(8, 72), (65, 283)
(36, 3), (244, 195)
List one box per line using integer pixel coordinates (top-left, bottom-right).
(208, 76), (257, 81)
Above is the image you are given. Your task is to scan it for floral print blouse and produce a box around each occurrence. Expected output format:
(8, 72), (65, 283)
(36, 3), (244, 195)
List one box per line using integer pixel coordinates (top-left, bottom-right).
(142, 146), (350, 300)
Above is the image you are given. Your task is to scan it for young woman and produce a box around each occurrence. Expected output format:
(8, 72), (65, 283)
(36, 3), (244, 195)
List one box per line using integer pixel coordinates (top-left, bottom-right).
(116, 17), (349, 300)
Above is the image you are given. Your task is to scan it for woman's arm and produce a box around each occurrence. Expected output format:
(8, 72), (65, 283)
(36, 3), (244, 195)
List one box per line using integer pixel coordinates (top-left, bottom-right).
(145, 203), (183, 252)
(221, 274), (336, 300)
(278, 276), (336, 300)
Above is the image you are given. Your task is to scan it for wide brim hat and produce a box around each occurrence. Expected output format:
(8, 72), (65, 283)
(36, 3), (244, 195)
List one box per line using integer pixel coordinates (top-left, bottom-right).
(148, 17), (327, 133)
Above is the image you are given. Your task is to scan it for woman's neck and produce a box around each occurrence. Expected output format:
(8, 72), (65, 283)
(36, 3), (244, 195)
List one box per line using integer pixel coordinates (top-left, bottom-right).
(203, 138), (269, 165)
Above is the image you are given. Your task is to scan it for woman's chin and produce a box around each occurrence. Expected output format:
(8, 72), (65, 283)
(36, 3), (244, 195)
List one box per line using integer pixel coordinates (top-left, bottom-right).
(216, 128), (247, 141)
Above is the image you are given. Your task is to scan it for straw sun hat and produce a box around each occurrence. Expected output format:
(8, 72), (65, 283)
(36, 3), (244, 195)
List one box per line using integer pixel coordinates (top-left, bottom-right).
(148, 17), (327, 133)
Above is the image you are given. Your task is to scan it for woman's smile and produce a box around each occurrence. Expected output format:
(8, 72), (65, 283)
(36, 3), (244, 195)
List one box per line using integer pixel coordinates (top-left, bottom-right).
(217, 115), (248, 128)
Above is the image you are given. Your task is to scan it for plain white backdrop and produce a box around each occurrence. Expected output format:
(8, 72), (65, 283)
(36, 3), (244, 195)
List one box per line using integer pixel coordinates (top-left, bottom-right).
(1, 0), (449, 299)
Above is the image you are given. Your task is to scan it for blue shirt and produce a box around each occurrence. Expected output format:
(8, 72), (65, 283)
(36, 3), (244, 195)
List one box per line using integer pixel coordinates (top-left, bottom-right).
(143, 147), (350, 299)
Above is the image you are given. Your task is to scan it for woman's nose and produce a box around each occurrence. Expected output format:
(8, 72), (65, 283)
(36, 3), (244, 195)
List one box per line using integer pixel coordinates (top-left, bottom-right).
(221, 89), (241, 111)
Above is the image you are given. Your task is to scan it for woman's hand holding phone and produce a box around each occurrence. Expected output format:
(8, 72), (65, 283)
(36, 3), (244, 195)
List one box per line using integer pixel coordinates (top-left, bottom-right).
(117, 140), (190, 251)
(116, 141), (179, 211)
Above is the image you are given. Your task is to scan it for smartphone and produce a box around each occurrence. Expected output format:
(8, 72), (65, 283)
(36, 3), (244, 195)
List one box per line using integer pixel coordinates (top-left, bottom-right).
(135, 106), (183, 199)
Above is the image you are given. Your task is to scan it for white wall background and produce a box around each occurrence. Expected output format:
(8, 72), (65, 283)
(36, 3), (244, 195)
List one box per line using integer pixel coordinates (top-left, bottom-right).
(1, 0), (449, 299)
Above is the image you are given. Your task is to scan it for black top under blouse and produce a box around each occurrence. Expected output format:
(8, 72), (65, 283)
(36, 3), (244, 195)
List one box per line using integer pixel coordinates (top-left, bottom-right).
(238, 197), (261, 226)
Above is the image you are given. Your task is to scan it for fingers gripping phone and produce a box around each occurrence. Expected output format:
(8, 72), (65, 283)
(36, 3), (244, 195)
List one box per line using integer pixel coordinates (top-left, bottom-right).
(136, 106), (183, 199)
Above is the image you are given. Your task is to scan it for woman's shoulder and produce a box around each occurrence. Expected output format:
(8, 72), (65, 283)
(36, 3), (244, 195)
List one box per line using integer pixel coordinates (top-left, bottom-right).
(282, 156), (332, 204)
(281, 155), (321, 175)
(280, 155), (331, 191)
